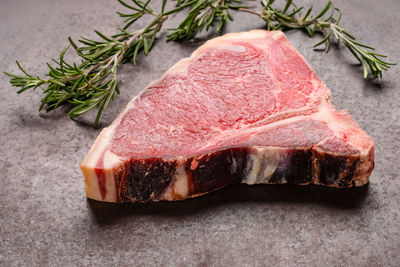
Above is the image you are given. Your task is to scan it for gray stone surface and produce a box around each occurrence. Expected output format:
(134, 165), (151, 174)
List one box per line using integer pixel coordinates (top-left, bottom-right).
(1, 0), (399, 266)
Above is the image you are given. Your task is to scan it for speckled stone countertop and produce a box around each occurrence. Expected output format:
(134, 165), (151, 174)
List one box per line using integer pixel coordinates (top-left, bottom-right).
(1, 0), (399, 266)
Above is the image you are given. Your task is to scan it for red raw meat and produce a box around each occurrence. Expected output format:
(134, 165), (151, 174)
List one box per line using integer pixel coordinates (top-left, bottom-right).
(81, 30), (374, 202)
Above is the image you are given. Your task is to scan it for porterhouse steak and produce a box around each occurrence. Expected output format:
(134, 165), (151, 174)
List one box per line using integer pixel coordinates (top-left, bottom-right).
(81, 30), (374, 203)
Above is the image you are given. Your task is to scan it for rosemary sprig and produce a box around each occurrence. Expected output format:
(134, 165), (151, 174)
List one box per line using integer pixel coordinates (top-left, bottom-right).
(238, 0), (395, 78)
(4, 0), (396, 126)
(167, 0), (243, 41)
(3, 0), (179, 127)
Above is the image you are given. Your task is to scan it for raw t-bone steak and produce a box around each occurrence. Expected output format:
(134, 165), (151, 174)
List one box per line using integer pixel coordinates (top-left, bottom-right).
(81, 30), (374, 203)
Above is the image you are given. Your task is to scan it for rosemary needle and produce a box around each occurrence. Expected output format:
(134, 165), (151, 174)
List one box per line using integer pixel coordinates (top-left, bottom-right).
(4, 0), (396, 127)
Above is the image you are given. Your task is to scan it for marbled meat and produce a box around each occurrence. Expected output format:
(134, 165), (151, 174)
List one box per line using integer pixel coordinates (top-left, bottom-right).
(81, 30), (374, 203)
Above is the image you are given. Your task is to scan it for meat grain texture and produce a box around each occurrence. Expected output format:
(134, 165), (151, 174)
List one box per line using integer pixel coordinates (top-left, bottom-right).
(81, 30), (374, 203)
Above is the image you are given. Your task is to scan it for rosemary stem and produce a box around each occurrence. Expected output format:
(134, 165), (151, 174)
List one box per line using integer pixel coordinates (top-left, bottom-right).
(237, 8), (262, 16)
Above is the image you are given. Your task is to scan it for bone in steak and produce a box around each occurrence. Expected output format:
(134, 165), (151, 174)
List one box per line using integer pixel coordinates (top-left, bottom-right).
(81, 30), (374, 203)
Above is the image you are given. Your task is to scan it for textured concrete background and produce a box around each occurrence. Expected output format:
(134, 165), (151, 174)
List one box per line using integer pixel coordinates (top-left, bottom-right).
(1, 0), (399, 266)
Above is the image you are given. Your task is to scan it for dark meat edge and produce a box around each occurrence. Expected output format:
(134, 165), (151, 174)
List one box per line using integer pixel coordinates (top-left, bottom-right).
(111, 146), (374, 203)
